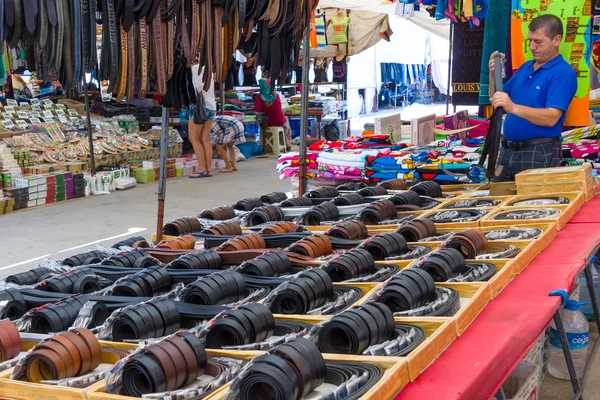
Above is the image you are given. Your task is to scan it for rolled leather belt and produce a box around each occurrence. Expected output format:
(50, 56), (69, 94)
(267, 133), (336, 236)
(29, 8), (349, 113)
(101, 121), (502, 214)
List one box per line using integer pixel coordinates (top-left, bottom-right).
(410, 181), (443, 198)
(182, 270), (247, 305)
(323, 248), (375, 282)
(205, 303), (275, 348)
(358, 233), (408, 261)
(446, 229), (488, 259)
(326, 220), (368, 240)
(269, 268), (334, 315)
(25, 328), (101, 383)
(167, 250), (222, 269)
(202, 221), (243, 236)
(380, 179), (409, 191)
(237, 337), (326, 400)
(120, 331), (208, 396)
(240, 250), (291, 277)
(286, 234), (332, 258)
(6, 267), (52, 286)
(233, 197), (264, 211)
(0, 319), (21, 362)
(258, 221), (306, 235)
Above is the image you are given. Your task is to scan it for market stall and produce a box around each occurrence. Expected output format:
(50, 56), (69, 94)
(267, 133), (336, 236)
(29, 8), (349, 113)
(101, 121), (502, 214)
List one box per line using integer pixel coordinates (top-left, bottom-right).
(0, 166), (596, 400)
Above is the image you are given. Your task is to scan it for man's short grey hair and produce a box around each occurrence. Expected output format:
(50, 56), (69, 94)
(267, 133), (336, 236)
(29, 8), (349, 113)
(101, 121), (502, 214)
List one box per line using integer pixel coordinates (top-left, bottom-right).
(529, 14), (563, 39)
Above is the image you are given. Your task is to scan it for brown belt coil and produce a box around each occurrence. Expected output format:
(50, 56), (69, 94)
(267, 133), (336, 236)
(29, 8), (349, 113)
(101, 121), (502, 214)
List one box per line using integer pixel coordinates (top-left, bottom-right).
(25, 328), (101, 383)
(0, 319), (20, 362)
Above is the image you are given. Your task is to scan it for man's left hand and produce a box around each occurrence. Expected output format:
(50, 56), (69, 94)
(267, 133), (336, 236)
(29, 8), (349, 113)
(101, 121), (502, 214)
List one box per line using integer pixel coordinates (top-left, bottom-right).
(491, 91), (516, 113)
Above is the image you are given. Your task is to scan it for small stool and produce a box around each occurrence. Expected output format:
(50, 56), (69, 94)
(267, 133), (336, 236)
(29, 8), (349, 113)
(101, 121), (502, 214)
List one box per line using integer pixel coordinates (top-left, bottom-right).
(264, 126), (287, 156)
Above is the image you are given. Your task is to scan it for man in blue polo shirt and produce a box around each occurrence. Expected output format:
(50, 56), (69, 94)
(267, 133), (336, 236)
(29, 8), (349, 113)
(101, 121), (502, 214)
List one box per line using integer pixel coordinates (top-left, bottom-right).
(488, 14), (577, 182)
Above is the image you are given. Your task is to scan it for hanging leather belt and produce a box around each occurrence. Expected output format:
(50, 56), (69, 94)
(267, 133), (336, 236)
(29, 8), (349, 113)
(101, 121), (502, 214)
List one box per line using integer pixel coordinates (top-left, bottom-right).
(152, 2), (167, 95)
(101, 0), (119, 93)
(71, 0), (82, 86)
(8, 0), (23, 49)
(55, 0), (63, 70)
(126, 25), (136, 100)
(114, 25), (128, 101)
(139, 17), (148, 97)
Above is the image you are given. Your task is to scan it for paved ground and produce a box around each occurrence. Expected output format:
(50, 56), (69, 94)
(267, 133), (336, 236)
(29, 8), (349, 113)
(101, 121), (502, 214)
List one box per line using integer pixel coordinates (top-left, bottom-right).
(0, 156), (287, 278)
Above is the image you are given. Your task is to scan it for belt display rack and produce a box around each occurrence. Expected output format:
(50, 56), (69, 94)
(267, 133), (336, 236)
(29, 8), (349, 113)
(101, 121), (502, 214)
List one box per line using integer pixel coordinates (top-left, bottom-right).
(0, 175), (595, 399)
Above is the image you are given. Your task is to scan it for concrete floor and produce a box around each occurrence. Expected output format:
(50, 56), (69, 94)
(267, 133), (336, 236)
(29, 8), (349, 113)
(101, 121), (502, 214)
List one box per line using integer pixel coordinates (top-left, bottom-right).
(0, 156), (287, 278)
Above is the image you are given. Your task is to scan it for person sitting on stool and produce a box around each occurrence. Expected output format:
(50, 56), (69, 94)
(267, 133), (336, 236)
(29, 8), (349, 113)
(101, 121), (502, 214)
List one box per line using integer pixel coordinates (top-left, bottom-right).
(211, 115), (246, 173)
(253, 78), (292, 151)
(489, 14), (577, 182)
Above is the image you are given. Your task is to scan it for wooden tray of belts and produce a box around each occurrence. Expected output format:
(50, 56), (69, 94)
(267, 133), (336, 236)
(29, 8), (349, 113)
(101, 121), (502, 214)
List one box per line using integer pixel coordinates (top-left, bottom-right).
(202, 349), (411, 400)
(0, 334), (135, 400)
(270, 314), (457, 382)
(480, 204), (573, 230)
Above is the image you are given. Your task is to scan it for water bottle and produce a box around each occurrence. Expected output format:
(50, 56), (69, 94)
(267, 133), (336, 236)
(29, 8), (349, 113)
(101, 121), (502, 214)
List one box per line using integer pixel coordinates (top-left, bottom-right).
(548, 289), (589, 380)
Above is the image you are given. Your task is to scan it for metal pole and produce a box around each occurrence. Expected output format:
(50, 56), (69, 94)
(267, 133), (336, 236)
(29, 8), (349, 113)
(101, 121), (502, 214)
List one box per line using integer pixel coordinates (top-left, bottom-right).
(83, 81), (96, 175)
(298, 2), (311, 196)
(220, 83), (225, 116)
(445, 22), (454, 115)
(553, 311), (583, 396)
(155, 106), (169, 244)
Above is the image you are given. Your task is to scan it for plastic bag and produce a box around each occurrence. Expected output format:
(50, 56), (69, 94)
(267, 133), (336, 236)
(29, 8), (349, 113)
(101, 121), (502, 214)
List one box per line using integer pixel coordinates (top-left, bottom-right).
(323, 120), (340, 142)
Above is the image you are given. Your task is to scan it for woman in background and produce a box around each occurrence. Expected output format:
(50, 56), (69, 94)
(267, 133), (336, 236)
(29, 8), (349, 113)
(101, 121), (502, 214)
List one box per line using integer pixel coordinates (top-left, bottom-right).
(253, 78), (292, 151)
(188, 63), (217, 178)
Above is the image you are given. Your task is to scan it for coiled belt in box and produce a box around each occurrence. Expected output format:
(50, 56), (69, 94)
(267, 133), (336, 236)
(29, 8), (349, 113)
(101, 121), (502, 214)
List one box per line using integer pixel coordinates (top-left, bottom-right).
(428, 209), (488, 223)
(120, 331), (208, 396)
(25, 328), (101, 383)
(0, 319), (20, 362)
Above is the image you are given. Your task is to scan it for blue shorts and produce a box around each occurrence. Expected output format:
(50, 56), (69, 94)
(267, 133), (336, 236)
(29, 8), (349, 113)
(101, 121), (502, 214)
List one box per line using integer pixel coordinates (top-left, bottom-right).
(188, 107), (216, 121)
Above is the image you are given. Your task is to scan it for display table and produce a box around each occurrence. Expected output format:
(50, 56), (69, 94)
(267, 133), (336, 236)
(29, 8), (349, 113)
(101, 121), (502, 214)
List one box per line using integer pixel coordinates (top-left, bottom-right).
(397, 196), (600, 399)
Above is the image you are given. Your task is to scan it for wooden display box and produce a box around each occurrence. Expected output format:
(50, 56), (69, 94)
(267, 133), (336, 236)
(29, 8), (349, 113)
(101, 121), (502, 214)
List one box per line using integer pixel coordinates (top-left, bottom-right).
(477, 259), (516, 298)
(504, 191), (584, 213)
(395, 258), (515, 300)
(86, 350), (251, 400)
(273, 314), (456, 383)
(435, 196), (511, 210)
(481, 240), (538, 271)
(434, 282), (491, 336)
(0, 338), (134, 400)
(440, 183), (481, 193)
(421, 207), (496, 230)
(516, 176), (595, 197)
(190, 350), (410, 400)
(357, 282), (490, 337)
(514, 164), (592, 185)
(478, 182), (518, 197)
(396, 317), (457, 381)
(480, 205), (572, 230)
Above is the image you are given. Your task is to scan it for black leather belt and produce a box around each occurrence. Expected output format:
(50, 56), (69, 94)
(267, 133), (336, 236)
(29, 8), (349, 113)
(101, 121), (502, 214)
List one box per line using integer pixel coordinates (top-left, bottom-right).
(205, 303), (275, 348)
(358, 233), (408, 260)
(237, 337), (326, 400)
(6, 267), (52, 286)
(502, 135), (560, 151)
(410, 181), (443, 198)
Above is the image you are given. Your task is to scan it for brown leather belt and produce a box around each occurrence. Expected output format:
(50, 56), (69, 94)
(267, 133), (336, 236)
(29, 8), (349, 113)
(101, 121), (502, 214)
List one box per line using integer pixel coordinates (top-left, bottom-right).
(25, 328), (101, 383)
(152, 5), (167, 95)
(115, 25), (128, 102)
(156, 234), (196, 250)
(126, 26), (136, 101)
(0, 319), (20, 363)
(120, 331), (208, 396)
(139, 18), (149, 97)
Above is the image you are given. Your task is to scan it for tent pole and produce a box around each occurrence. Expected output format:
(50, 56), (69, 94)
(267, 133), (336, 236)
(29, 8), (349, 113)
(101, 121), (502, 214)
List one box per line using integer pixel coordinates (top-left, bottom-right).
(446, 22), (454, 115)
(298, 2), (311, 196)
(155, 106), (169, 244)
(83, 82), (96, 175)
(220, 83), (225, 115)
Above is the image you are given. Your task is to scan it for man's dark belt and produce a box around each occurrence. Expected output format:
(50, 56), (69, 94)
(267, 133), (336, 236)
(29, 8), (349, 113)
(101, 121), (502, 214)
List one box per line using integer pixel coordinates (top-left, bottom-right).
(502, 135), (560, 151)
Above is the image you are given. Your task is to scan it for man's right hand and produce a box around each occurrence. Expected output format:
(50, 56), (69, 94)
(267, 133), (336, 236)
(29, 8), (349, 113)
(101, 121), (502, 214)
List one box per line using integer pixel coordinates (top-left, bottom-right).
(489, 51), (505, 74)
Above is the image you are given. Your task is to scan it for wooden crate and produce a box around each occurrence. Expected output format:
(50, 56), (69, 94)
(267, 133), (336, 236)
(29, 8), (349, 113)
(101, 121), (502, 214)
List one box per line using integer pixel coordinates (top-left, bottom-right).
(476, 259), (516, 298)
(480, 205), (572, 230)
(421, 207), (497, 230)
(515, 164), (592, 185)
(86, 351), (249, 400)
(440, 184), (481, 193)
(504, 191), (584, 210)
(396, 317), (457, 381)
(477, 182), (518, 196)
(0, 339), (133, 400)
(203, 351), (410, 400)
(435, 196), (512, 210)
(271, 314), (456, 383)
(517, 176), (595, 197)
(434, 282), (491, 336)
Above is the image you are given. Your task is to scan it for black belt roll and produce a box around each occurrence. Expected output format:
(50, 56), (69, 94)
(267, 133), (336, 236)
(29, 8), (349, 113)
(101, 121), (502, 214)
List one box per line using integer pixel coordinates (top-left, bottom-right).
(237, 337), (326, 400)
(240, 250), (291, 277)
(182, 271), (247, 305)
(166, 250), (222, 269)
(6, 267), (52, 286)
(205, 303), (275, 349)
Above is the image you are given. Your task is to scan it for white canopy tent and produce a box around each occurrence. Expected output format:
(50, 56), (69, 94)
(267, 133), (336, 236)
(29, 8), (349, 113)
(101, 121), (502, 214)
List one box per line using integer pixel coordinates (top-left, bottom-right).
(315, 3), (451, 115)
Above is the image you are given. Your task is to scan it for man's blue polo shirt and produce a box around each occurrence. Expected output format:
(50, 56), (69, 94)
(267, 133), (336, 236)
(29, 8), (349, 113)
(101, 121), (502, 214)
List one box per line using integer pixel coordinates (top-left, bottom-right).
(503, 54), (577, 141)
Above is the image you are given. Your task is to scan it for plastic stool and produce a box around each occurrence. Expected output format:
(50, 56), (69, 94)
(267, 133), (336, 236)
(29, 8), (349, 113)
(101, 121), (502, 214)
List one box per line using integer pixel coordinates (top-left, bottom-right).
(264, 126), (287, 156)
